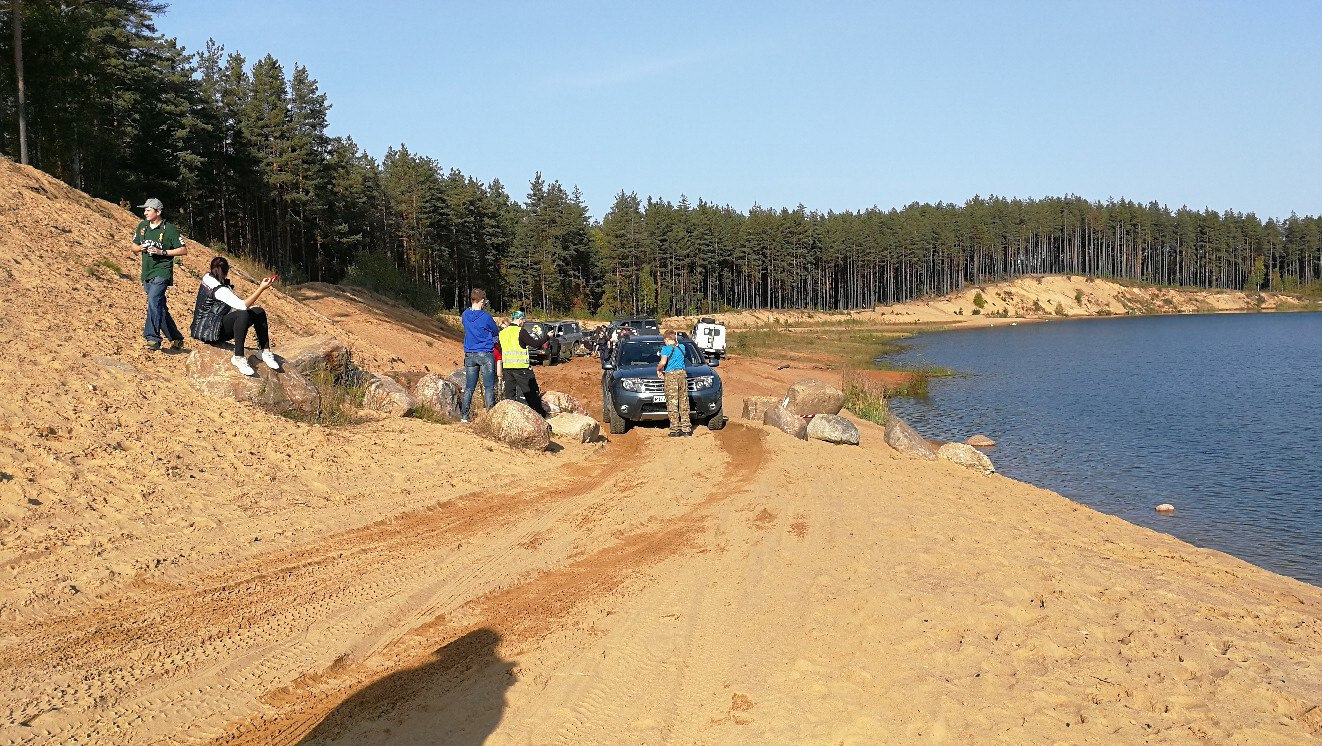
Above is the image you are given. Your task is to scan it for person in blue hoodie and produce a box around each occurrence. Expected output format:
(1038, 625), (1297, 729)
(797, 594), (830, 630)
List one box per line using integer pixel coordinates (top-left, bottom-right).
(460, 288), (501, 423)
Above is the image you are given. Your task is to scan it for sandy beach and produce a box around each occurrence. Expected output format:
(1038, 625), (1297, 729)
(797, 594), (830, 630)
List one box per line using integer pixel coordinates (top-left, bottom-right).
(1, 159), (1320, 744)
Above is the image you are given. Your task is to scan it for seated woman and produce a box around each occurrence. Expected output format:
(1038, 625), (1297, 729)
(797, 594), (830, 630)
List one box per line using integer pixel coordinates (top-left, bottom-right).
(190, 256), (279, 376)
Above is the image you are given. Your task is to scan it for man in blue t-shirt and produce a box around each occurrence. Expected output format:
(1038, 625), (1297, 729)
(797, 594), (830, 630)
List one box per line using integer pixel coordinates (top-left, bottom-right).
(460, 288), (501, 422)
(656, 329), (692, 437)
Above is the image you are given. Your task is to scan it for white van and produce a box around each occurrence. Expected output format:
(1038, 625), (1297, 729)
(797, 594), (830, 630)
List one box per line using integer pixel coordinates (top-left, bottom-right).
(691, 317), (726, 363)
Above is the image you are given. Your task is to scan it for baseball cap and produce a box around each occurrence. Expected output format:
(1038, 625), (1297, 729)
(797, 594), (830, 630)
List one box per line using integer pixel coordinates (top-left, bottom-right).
(511, 311), (526, 320)
(138, 198), (164, 211)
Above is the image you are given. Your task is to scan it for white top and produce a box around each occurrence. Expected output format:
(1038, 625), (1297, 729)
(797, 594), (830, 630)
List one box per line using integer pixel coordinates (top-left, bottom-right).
(201, 273), (247, 311)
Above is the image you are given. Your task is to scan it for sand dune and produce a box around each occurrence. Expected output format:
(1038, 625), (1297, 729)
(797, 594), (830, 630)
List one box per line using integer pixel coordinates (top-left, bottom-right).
(1, 159), (1319, 744)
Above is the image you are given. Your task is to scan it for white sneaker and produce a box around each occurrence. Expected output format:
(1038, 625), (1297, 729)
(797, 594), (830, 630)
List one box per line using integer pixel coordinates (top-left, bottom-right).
(231, 356), (256, 376)
(260, 349), (280, 370)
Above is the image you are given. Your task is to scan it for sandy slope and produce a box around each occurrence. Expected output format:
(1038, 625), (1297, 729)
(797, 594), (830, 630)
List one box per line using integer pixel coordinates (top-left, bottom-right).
(669, 274), (1308, 332)
(1, 159), (1320, 745)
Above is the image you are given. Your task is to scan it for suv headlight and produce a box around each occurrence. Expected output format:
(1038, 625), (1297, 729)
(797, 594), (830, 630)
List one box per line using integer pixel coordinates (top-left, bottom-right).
(620, 378), (645, 392)
(691, 375), (715, 390)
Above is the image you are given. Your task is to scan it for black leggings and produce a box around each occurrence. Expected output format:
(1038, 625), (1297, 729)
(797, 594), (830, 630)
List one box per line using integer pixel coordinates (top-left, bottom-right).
(219, 307), (270, 357)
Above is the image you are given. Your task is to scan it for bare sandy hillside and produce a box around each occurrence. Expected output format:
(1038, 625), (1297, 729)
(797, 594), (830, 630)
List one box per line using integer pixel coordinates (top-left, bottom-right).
(1, 158), (1320, 745)
(670, 274), (1309, 331)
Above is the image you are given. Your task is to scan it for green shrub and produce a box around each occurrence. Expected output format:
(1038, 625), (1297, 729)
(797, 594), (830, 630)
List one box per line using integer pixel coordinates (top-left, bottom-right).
(344, 250), (443, 314)
(1074, 289), (1084, 304)
(972, 291), (986, 309)
(1054, 302), (1066, 316)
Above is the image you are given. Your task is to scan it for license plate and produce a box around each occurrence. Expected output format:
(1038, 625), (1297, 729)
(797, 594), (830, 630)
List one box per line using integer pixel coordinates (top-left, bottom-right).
(651, 394), (668, 403)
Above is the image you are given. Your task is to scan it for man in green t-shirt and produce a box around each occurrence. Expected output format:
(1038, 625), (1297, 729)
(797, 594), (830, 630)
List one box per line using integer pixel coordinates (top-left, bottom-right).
(129, 198), (189, 350)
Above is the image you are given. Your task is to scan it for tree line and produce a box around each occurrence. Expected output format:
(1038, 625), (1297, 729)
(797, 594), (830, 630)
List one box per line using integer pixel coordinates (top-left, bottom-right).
(3, 1), (1319, 317)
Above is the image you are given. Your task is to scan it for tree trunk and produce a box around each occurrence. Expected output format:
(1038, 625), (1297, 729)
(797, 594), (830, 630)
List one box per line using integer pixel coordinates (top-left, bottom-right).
(12, 0), (29, 165)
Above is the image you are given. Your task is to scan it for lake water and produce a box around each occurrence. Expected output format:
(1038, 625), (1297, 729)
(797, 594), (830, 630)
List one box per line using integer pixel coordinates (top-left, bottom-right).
(882, 312), (1322, 587)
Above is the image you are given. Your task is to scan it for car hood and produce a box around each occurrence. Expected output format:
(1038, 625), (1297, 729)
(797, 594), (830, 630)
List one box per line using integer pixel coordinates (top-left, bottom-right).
(614, 364), (719, 380)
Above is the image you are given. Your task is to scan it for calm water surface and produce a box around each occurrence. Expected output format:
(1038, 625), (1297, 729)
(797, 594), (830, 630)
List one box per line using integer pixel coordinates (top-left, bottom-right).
(883, 312), (1322, 587)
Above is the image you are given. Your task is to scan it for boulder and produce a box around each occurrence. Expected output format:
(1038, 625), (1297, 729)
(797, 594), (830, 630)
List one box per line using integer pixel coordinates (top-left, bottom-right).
(548, 413), (600, 443)
(1155, 503), (1176, 515)
(474, 400), (552, 450)
(186, 343), (319, 415)
(445, 368), (494, 414)
(763, 405), (808, 440)
(806, 414), (860, 445)
(965, 434), (997, 448)
(277, 335), (351, 380)
(542, 390), (588, 416)
(741, 396), (781, 421)
(784, 378), (845, 417)
(414, 373), (461, 419)
(883, 416), (938, 460)
(361, 373), (419, 416)
(937, 442), (996, 475)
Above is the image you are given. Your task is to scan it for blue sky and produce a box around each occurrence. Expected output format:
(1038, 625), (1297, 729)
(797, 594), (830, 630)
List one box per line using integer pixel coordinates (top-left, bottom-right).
(156, 1), (1321, 221)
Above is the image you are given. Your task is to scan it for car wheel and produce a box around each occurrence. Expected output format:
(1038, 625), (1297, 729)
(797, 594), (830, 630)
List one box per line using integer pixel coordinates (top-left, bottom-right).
(705, 405), (726, 431)
(603, 388), (629, 434)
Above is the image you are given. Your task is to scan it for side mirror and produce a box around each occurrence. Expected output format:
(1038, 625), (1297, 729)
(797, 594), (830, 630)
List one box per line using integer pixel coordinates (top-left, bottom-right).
(601, 360), (615, 370)
(709, 357), (720, 367)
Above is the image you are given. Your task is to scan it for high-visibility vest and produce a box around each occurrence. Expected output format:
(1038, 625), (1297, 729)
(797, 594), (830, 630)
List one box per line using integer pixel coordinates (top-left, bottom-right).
(500, 325), (530, 369)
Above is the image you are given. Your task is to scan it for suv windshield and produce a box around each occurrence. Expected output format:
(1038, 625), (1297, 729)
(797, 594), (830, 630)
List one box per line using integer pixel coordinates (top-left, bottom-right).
(618, 340), (702, 368)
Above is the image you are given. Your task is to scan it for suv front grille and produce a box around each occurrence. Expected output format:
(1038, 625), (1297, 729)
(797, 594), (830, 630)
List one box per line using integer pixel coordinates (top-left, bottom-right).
(637, 378), (706, 393)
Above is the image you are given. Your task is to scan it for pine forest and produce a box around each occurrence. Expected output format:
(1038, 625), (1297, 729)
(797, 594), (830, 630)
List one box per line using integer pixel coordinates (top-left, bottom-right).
(3, 2), (1319, 316)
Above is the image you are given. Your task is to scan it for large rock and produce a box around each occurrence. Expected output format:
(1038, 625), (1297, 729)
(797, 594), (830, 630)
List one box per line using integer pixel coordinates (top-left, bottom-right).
(474, 400), (552, 450)
(741, 396), (781, 421)
(763, 405), (808, 440)
(938, 442), (996, 475)
(361, 373), (419, 416)
(186, 343), (319, 415)
(784, 379), (845, 417)
(414, 372), (461, 420)
(542, 390), (588, 416)
(277, 335), (351, 380)
(806, 414), (860, 445)
(548, 413), (600, 443)
(883, 416), (938, 460)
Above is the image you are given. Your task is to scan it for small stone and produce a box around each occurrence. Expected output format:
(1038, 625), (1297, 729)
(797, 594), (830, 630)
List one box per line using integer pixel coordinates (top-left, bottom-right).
(1155, 503), (1176, 515)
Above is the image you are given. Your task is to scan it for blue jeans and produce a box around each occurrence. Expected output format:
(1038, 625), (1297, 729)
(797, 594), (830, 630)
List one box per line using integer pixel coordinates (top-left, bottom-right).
(462, 351), (497, 417)
(143, 277), (182, 344)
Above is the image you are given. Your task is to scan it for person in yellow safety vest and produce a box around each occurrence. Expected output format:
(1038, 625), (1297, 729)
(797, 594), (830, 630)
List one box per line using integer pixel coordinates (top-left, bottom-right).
(498, 311), (547, 415)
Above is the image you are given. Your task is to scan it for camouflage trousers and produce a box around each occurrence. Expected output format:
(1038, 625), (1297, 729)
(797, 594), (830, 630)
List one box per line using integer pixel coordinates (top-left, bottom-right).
(664, 370), (691, 433)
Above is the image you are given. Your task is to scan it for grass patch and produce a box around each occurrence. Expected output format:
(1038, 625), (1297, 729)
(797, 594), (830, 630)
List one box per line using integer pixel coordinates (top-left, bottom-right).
(408, 403), (453, 424)
(282, 361), (369, 426)
(841, 370), (890, 426)
(728, 326), (915, 368)
(87, 258), (125, 278)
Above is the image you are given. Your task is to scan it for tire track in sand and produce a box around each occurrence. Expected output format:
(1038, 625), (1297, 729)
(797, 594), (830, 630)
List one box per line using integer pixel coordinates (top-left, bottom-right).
(1, 438), (645, 746)
(216, 423), (768, 746)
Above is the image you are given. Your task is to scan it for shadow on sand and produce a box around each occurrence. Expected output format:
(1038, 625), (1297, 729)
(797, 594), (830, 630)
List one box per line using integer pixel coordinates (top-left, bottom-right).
(299, 628), (515, 745)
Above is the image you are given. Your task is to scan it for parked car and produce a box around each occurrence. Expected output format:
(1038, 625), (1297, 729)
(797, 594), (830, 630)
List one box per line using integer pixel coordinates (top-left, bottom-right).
(600, 334), (726, 434)
(551, 320), (588, 358)
(609, 317), (661, 336)
(523, 321), (561, 365)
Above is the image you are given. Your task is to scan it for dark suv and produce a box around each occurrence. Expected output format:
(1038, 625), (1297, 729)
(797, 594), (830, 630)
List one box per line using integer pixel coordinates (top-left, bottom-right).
(601, 335), (725, 434)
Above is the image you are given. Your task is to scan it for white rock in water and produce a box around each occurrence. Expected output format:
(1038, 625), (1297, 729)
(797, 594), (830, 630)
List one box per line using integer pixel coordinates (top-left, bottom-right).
(1155, 503), (1176, 515)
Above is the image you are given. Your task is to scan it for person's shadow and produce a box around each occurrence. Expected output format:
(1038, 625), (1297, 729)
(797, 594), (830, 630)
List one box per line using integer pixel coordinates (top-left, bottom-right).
(298, 627), (515, 745)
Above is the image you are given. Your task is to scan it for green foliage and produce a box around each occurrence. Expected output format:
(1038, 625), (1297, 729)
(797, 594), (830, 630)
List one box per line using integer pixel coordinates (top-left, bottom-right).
(1054, 302), (1066, 316)
(1074, 289), (1084, 304)
(6, 4), (1322, 319)
(408, 404), (453, 424)
(87, 258), (124, 278)
(344, 249), (442, 314)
